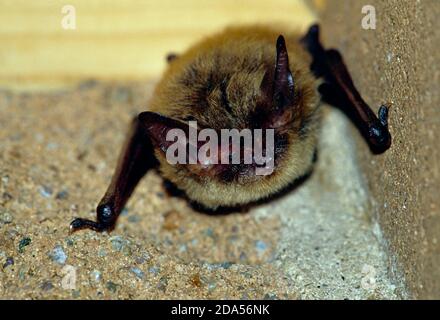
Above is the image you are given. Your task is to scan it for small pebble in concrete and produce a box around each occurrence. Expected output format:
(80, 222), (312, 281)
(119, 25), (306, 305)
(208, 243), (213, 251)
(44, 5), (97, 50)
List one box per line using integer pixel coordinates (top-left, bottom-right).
(18, 237), (31, 253)
(72, 290), (81, 298)
(90, 270), (102, 282)
(157, 276), (168, 292)
(130, 267), (145, 279)
(204, 228), (215, 239)
(0, 211), (13, 224)
(264, 293), (278, 300)
(1, 175), (9, 186)
(18, 268), (26, 281)
(3, 192), (13, 202)
(205, 262), (233, 271)
(39, 185), (53, 198)
(220, 262), (232, 269)
(49, 245), (67, 265)
(55, 190), (69, 200)
(3, 257), (14, 269)
(255, 240), (267, 254)
(106, 281), (118, 293)
(109, 236), (129, 252)
(135, 252), (150, 264)
(241, 292), (250, 300)
(46, 142), (59, 150)
(386, 52), (394, 62)
(98, 248), (107, 257)
(40, 281), (54, 291)
(149, 266), (160, 275)
(207, 281), (217, 292)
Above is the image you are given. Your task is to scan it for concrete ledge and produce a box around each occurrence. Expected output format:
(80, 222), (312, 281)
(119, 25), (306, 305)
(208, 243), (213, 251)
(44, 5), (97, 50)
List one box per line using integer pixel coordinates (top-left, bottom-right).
(311, 0), (440, 298)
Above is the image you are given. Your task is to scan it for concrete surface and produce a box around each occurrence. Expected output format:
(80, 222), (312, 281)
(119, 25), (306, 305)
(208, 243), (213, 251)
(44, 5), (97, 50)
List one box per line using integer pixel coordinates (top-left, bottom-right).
(313, 0), (440, 298)
(0, 81), (403, 299)
(256, 107), (404, 299)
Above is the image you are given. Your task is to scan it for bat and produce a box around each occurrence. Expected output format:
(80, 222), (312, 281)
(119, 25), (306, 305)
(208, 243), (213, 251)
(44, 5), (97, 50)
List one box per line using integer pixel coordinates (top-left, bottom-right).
(70, 24), (391, 232)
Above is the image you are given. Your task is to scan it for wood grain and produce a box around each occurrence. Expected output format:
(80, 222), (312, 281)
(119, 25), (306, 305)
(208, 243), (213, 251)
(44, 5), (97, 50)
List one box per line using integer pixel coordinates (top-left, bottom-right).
(0, 0), (315, 90)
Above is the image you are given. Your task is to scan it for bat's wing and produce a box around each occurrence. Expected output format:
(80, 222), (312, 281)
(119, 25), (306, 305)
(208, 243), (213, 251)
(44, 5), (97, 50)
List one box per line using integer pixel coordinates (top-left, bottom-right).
(301, 24), (391, 154)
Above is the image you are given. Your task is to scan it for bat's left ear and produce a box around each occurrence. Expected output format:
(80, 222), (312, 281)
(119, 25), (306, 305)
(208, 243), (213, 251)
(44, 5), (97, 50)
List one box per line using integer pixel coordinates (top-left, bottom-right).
(138, 111), (224, 177)
(138, 111), (189, 154)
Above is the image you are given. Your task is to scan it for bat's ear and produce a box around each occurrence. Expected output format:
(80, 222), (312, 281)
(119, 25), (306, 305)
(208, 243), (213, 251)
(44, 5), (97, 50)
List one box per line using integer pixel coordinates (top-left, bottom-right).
(138, 111), (189, 153)
(259, 35), (296, 129)
(138, 111), (222, 176)
(273, 35), (295, 108)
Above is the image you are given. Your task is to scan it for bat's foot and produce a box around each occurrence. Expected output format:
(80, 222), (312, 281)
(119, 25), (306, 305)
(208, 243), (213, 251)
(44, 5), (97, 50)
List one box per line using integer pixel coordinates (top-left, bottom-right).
(368, 105), (392, 153)
(69, 204), (117, 233)
(70, 218), (105, 232)
(301, 23), (392, 154)
(378, 105), (389, 127)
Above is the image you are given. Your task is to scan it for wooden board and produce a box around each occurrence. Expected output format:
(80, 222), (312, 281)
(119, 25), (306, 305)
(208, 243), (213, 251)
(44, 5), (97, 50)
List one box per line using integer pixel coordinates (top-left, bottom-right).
(0, 0), (316, 90)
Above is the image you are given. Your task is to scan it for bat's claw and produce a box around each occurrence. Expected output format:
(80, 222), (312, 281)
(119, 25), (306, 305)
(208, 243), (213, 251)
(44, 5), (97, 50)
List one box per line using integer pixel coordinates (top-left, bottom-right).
(70, 203), (118, 233)
(368, 105), (392, 153)
(69, 218), (106, 233)
(378, 105), (389, 127)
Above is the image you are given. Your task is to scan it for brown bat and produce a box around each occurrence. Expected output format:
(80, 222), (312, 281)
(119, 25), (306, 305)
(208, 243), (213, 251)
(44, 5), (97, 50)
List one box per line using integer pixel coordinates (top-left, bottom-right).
(70, 24), (391, 232)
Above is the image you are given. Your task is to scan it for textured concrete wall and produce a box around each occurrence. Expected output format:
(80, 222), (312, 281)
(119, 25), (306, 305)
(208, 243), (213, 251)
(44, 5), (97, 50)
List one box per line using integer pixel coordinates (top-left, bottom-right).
(313, 0), (440, 298)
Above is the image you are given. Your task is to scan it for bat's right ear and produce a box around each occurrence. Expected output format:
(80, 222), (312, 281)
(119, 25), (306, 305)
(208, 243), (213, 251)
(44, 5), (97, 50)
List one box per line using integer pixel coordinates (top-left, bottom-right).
(138, 111), (188, 153)
(258, 35), (298, 130)
(273, 35), (295, 108)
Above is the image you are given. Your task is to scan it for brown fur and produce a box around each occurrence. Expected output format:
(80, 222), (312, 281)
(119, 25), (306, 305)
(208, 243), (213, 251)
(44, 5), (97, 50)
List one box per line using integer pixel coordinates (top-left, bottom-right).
(148, 25), (321, 209)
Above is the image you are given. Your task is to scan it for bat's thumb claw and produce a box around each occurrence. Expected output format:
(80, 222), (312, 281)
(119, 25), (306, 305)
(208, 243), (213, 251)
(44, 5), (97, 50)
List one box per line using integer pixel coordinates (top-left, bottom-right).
(69, 218), (84, 233)
(378, 105), (390, 127)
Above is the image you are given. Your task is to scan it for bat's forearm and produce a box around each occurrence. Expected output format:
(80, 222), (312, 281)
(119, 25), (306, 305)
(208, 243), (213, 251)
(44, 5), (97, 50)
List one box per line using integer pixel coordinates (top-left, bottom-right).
(301, 24), (391, 154)
(70, 116), (157, 232)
